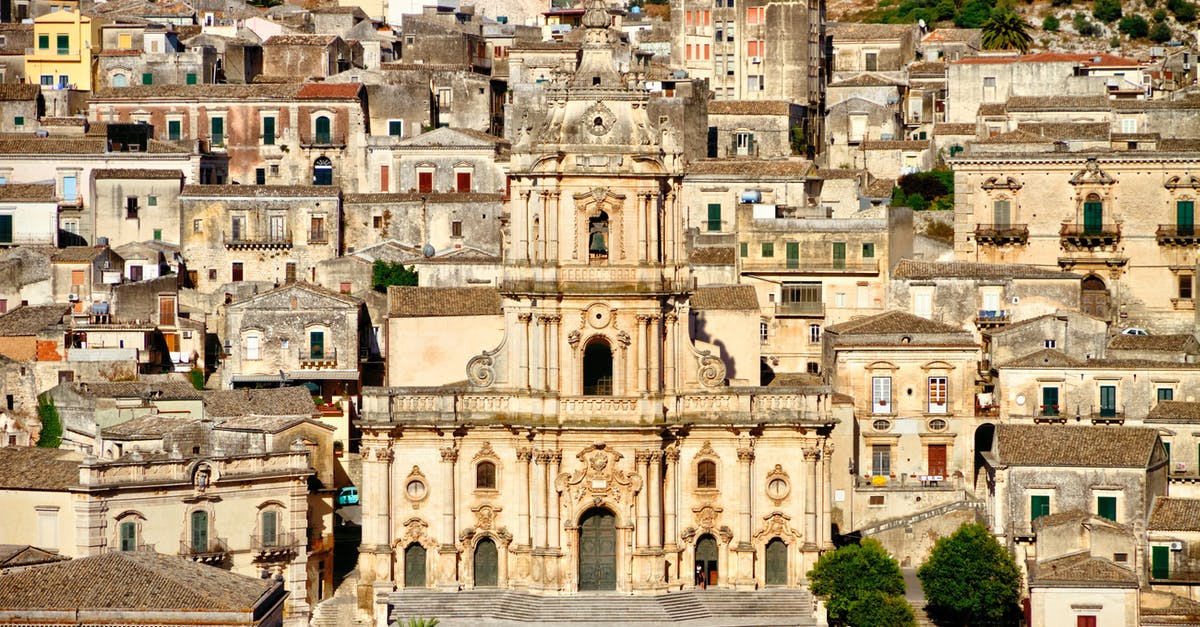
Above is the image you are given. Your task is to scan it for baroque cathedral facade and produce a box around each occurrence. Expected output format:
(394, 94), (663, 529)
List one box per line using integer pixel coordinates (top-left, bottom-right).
(355, 1), (835, 616)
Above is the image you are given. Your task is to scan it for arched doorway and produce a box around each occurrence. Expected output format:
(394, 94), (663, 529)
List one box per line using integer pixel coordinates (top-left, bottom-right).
(474, 538), (498, 587)
(973, 423), (996, 492)
(1081, 275), (1109, 320)
(404, 543), (426, 588)
(582, 339), (613, 396)
(695, 534), (718, 589)
(578, 507), (617, 591)
(313, 157), (333, 185)
(764, 537), (787, 586)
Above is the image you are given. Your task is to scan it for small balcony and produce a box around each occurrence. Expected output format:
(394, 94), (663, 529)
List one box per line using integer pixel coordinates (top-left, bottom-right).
(1060, 223), (1121, 248)
(974, 223), (1029, 246)
(1034, 404), (1066, 424)
(1090, 408), (1125, 425)
(1156, 224), (1200, 246)
(299, 347), (338, 369)
(975, 309), (1009, 328)
(776, 301), (824, 317)
(179, 537), (229, 564)
(224, 230), (292, 250)
(250, 531), (297, 562)
(307, 229), (328, 244)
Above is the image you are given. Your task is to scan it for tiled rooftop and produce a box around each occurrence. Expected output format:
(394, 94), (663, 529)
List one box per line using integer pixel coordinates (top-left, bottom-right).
(690, 286), (759, 311)
(1031, 552), (1138, 586)
(707, 100), (796, 116)
(825, 310), (967, 336)
(893, 259), (1081, 280)
(388, 286), (503, 317)
(202, 386), (319, 418)
(0, 447), (83, 491)
(0, 304), (69, 336)
(993, 424), (1160, 468)
(0, 184), (55, 201)
(1149, 497), (1200, 531)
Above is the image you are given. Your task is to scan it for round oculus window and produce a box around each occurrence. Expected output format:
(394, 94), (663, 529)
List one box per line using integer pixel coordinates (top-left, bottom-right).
(406, 479), (427, 501)
(767, 477), (790, 499)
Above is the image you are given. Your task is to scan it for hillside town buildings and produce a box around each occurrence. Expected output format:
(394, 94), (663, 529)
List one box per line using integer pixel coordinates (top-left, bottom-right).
(0, 0), (1197, 625)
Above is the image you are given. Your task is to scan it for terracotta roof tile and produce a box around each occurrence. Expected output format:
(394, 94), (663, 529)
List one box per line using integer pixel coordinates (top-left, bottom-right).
(0, 447), (82, 490)
(264, 34), (339, 46)
(907, 61), (946, 76)
(894, 259), (1080, 280)
(1000, 348), (1085, 368)
(296, 82), (363, 99)
(93, 168), (184, 180)
(953, 51), (1141, 66)
(51, 246), (105, 263)
(1146, 401), (1200, 423)
(934, 123), (976, 135)
(40, 117), (87, 127)
(827, 22), (915, 40)
(860, 140), (928, 151)
(1149, 497), (1200, 531)
(0, 184), (55, 201)
(74, 380), (201, 400)
(180, 184), (340, 198)
(202, 386), (319, 418)
(689, 247), (735, 265)
(388, 286), (502, 317)
(1005, 95), (1111, 111)
(707, 100), (796, 116)
(978, 103), (1007, 116)
(829, 73), (904, 87)
(0, 551), (279, 611)
(690, 285), (758, 311)
(343, 192), (505, 204)
(1031, 553), (1138, 586)
(1107, 333), (1200, 352)
(0, 304), (69, 336)
(825, 310), (968, 336)
(865, 177), (895, 197)
(102, 415), (198, 439)
(0, 137), (186, 155)
(0, 84), (39, 101)
(921, 28), (981, 43)
(92, 83), (303, 100)
(993, 424), (1160, 468)
(687, 160), (813, 177)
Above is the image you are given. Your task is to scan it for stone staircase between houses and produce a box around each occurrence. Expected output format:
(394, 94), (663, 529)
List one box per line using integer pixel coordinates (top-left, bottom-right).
(853, 499), (986, 538)
(311, 569), (364, 627)
(387, 588), (818, 627)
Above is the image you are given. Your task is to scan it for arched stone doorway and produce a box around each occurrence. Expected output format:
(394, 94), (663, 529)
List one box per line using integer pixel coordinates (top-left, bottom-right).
(578, 507), (617, 591)
(973, 423), (996, 492)
(313, 156), (333, 186)
(695, 534), (718, 588)
(1081, 275), (1109, 320)
(583, 339), (613, 396)
(764, 537), (787, 586)
(404, 542), (426, 588)
(474, 537), (498, 587)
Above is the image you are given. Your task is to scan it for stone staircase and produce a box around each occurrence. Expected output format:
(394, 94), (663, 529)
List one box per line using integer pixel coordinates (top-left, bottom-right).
(387, 588), (817, 627)
(311, 569), (365, 627)
(854, 499), (985, 537)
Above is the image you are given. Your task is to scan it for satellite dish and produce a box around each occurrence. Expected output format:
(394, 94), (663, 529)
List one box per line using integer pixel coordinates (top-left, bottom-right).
(422, 243), (435, 258)
(918, 18), (926, 29)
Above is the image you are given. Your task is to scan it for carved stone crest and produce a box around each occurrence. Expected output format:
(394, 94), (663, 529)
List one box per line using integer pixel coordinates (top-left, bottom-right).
(556, 442), (642, 507)
(1069, 157), (1115, 186)
(583, 101), (616, 137)
(472, 504), (501, 530)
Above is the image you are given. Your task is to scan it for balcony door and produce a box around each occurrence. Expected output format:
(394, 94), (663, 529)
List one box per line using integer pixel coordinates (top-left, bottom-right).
(190, 510), (208, 552)
(1083, 196), (1103, 235)
(1178, 200), (1194, 237)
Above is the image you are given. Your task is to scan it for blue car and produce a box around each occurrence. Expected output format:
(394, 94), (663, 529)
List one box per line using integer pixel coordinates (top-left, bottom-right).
(336, 486), (359, 506)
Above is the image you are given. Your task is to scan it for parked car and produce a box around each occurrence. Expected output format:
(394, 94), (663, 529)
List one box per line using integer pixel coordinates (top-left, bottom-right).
(336, 486), (359, 506)
(1121, 328), (1149, 336)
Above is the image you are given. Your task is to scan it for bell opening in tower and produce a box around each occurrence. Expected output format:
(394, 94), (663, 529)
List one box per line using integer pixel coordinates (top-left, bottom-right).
(588, 212), (609, 262)
(582, 339), (613, 396)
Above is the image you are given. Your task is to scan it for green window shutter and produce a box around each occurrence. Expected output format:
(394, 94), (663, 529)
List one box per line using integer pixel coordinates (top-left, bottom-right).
(141, 72), (152, 85)
(190, 510), (208, 551)
(263, 117), (275, 145)
(1097, 496), (1117, 521)
(152, 229), (161, 241)
(786, 242), (799, 269)
(0, 215), (13, 244)
(1178, 200), (1194, 236)
(13, 116), (23, 127)
(1099, 385), (1117, 417)
(861, 242), (874, 258)
(1158, 388), (1174, 401)
(310, 330), (325, 359)
(1152, 545), (1170, 579)
(211, 117), (223, 146)
(1083, 201), (1103, 234)
(38, 34), (48, 49)
(56, 34), (68, 53)
(186, 72), (197, 85)
(167, 120), (181, 141)
(993, 200), (1011, 227)
(148, 196), (157, 207)
(315, 116), (331, 144)
(761, 242), (773, 258)
(1030, 495), (1050, 522)
(706, 203), (721, 232)
(1042, 387), (1059, 416)
(1164, 442), (1172, 466)
(832, 242), (846, 269)
(261, 510), (277, 546)
(739, 242), (747, 257)
(119, 521), (137, 551)
(388, 120), (403, 136)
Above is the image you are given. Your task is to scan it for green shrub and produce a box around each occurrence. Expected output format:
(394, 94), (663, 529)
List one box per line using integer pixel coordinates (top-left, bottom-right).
(372, 260), (418, 293)
(1074, 12), (1098, 34)
(1119, 13), (1150, 36)
(1093, 0), (1122, 21)
(189, 368), (205, 390)
(1150, 21), (1172, 41)
(36, 395), (62, 448)
(1043, 14), (1061, 29)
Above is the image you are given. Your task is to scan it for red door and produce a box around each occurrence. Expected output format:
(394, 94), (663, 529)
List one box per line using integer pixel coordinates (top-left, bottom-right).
(928, 445), (947, 477)
(456, 171), (471, 193)
(418, 171), (433, 193)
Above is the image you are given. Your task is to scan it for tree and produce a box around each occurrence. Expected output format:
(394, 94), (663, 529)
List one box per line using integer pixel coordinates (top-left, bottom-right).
(36, 395), (62, 448)
(1093, 0), (1122, 22)
(808, 539), (908, 627)
(371, 260), (419, 293)
(845, 591), (918, 627)
(1043, 14), (1061, 30)
(981, 10), (1035, 52)
(917, 523), (1022, 627)
(955, 0), (996, 28)
(1074, 12), (1098, 35)
(1118, 14), (1150, 37)
(1169, 0), (1197, 22)
(1150, 21), (1173, 41)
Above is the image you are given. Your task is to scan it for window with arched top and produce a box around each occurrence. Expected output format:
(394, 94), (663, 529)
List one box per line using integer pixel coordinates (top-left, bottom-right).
(588, 211), (609, 261)
(476, 460), (496, 490)
(697, 460), (717, 489)
(111, 73), (128, 88)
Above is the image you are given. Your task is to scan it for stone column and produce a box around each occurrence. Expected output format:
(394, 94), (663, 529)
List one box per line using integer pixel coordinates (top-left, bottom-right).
(637, 192), (648, 261)
(549, 192), (560, 260)
(648, 194), (660, 263)
(664, 447), (680, 566)
(822, 441), (835, 550)
(803, 445), (819, 549)
(358, 436), (393, 583)
(546, 315), (561, 391)
(518, 313), (532, 389)
(648, 315), (661, 391)
(649, 450), (663, 548)
(635, 315), (649, 393)
(520, 190), (531, 261)
(636, 449), (651, 548)
(536, 450), (551, 548)
(736, 444), (755, 544)
(549, 450), (562, 548)
(517, 447), (533, 547)
(664, 313), (678, 393)
(440, 445), (458, 546)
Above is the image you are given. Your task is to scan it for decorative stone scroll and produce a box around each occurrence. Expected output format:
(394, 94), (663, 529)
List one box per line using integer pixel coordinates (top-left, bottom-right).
(555, 442), (643, 508)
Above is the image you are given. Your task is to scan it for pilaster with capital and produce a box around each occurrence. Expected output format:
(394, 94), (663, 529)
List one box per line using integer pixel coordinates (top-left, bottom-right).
(635, 449), (652, 548)
(635, 315), (650, 392)
(517, 447), (533, 547)
(821, 441), (835, 549)
(664, 447), (680, 553)
(648, 450), (663, 548)
(736, 445), (755, 547)
(802, 446), (820, 549)
(439, 446), (459, 548)
(664, 312), (678, 393)
(517, 313), (532, 389)
(535, 450), (554, 548)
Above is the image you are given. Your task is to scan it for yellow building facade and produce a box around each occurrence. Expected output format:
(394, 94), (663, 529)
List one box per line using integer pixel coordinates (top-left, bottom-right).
(25, 9), (97, 91)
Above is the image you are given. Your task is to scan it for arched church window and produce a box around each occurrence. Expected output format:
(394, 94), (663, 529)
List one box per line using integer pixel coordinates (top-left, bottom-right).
(476, 461), (496, 490)
(589, 212), (609, 261)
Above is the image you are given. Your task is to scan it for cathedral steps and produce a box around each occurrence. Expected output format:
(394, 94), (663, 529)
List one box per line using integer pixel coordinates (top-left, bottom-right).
(388, 588), (816, 626)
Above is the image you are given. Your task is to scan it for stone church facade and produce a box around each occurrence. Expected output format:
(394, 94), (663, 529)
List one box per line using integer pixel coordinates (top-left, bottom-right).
(355, 2), (835, 617)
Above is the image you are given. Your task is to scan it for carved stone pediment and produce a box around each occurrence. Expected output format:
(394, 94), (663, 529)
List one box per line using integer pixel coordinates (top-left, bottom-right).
(1069, 158), (1115, 186)
(981, 176), (1022, 191)
(752, 511), (802, 545)
(555, 442), (642, 506)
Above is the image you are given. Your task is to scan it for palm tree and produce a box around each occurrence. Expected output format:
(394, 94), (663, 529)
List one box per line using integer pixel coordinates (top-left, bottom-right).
(981, 10), (1034, 53)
